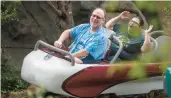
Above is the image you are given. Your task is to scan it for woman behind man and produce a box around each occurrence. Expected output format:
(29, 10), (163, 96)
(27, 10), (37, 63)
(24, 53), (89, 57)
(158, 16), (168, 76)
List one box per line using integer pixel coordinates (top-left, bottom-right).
(105, 11), (153, 61)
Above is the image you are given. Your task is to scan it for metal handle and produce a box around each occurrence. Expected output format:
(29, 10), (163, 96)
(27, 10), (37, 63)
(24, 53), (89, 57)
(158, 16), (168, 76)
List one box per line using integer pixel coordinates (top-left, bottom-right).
(110, 36), (123, 64)
(34, 40), (75, 66)
(150, 30), (164, 38)
(150, 36), (158, 52)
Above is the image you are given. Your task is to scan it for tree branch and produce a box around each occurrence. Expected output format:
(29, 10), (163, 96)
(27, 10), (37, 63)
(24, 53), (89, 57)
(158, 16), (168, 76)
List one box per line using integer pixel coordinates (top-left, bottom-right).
(46, 1), (62, 16)
(130, 1), (148, 29)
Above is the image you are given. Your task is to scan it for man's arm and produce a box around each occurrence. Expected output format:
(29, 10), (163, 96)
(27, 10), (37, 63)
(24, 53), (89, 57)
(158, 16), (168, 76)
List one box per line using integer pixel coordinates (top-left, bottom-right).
(54, 29), (71, 48)
(141, 25), (153, 53)
(65, 49), (88, 64)
(72, 49), (89, 58)
(105, 11), (130, 30)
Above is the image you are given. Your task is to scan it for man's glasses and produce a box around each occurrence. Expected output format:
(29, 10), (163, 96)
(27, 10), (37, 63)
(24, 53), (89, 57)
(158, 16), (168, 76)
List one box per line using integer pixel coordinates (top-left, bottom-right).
(91, 14), (103, 20)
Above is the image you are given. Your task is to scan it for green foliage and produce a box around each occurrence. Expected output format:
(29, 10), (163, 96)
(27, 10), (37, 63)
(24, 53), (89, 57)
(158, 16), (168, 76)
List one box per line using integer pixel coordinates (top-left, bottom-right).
(1, 53), (29, 92)
(149, 17), (160, 30)
(162, 5), (171, 32)
(104, 1), (119, 12)
(135, 1), (171, 32)
(119, 24), (128, 33)
(135, 1), (157, 13)
(27, 87), (46, 98)
(1, 1), (21, 25)
(163, 7), (171, 23)
(118, 35), (130, 47)
(27, 87), (60, 98)
(128, 62), (146, 79)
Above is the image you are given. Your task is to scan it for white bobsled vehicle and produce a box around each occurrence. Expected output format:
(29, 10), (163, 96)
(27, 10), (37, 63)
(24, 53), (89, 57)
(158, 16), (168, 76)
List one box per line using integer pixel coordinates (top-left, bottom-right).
(21, 30), (171, 98)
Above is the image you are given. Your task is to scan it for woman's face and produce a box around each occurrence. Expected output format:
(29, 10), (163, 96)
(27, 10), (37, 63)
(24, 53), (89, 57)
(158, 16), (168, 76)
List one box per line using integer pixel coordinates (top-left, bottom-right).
(128, 17), (140, 28)
(128, 17), (141, 37)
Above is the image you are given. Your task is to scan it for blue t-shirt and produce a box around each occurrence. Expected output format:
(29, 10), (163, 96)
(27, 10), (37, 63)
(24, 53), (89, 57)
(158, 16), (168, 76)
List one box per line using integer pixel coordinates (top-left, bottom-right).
(69, 23), (108, 63)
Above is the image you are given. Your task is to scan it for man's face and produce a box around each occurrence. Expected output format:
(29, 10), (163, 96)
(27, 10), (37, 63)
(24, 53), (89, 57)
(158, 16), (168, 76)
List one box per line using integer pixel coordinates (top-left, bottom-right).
(90, 9), (105, 28)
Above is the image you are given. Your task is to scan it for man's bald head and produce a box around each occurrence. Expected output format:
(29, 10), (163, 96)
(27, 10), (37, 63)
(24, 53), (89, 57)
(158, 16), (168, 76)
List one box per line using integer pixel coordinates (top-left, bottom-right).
(92, 8), (106, 19)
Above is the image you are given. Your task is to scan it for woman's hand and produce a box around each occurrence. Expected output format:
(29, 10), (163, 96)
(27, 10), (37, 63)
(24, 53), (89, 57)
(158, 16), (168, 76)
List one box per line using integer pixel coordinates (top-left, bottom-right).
(144, 25), (153, 34)
(141, 25), (153, 53)
(119, 11), (130, 20)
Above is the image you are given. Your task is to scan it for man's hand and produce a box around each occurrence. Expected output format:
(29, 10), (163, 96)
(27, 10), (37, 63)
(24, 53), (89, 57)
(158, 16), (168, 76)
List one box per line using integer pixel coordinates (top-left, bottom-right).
(119, 11), (130, 20)
(54, 40), (63, 48)
(54, 29), (71, 48)
(65, 55), (83, 64)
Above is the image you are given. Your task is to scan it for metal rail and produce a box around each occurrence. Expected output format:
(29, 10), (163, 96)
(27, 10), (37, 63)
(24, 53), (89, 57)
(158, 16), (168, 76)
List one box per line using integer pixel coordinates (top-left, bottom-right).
(34, 40), (75, 66)
(110, 36), (123, 64)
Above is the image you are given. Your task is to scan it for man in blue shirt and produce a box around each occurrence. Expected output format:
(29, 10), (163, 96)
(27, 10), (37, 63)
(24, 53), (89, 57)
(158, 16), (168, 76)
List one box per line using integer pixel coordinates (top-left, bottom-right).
(54, 8), (108, 63)
(105, 11), (153, 61)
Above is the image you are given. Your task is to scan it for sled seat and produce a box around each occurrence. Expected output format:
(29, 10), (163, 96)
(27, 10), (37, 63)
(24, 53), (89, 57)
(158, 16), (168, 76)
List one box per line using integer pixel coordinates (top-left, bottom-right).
(40, 48), (71, 62)
(150, 30), (171, 62)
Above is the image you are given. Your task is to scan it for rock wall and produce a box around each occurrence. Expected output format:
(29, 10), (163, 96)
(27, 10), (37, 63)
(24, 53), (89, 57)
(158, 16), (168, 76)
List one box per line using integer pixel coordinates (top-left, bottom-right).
(1, 1), (73, 68)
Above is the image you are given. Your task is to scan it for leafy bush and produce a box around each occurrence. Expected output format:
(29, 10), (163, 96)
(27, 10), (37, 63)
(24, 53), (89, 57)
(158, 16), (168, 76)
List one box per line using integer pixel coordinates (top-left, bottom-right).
(1, 1), (21, 25)
(1, 53), (29, 92)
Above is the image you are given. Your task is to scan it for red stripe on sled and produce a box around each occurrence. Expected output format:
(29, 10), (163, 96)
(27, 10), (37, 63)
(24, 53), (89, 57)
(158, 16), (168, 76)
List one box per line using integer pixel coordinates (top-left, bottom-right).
(62, 63), (164, 97)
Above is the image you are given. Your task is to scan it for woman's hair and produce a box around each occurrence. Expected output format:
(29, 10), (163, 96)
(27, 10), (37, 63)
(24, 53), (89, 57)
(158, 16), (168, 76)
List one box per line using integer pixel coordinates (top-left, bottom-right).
(135, 16), (144, 27)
